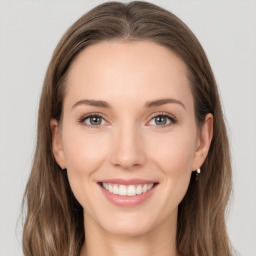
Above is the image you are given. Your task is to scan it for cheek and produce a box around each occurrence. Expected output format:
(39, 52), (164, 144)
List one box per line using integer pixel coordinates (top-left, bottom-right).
(147, 128), (196, 201)
(61, 127), (109, 204)
(62, 124), (109, 171)
(149, 130), (196, 174)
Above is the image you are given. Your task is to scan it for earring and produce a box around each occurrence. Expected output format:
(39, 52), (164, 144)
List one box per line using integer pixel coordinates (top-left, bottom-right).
(195, 168), (200, 181)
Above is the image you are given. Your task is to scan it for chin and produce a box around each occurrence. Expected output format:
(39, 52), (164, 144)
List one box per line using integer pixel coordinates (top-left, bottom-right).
(105, 222), (152, 237)
(98, 211), (157, 237)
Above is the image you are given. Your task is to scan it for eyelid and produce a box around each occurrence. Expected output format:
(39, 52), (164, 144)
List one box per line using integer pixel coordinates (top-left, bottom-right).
(78, 111), (177, 128)
(78, 112), (109, 128)
(146, 112), (177, 127)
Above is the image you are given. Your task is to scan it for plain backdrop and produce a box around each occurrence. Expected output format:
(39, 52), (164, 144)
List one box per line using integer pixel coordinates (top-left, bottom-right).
(0, 0), (255, 255)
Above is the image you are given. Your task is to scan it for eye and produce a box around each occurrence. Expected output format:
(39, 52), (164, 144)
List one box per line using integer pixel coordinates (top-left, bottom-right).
(79, 114), (107, 127)
(148, 113), (177, 127)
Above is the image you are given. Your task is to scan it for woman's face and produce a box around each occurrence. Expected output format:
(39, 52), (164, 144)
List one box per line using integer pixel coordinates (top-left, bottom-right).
(51, 41), (212, 236)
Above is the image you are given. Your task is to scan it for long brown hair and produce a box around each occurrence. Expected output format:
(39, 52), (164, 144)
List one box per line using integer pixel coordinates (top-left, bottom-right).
(22, 1), (234, 255)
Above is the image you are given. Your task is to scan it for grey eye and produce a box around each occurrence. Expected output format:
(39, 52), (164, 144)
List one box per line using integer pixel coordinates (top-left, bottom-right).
(84, 115), (107, 126)
(149, 115), (171, 126)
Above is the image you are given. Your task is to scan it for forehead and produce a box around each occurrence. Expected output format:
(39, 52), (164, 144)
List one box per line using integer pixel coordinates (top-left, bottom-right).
(65, 40), (192, 109)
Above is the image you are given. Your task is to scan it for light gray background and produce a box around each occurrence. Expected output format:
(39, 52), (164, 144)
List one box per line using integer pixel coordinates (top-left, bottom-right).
(0, 1), (255, 255)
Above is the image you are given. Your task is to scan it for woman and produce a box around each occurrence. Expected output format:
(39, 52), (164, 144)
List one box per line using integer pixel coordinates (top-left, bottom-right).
(22, 1), (234, 255)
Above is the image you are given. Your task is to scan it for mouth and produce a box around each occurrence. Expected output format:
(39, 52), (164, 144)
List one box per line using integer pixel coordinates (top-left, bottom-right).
(98, 182), (159, 196)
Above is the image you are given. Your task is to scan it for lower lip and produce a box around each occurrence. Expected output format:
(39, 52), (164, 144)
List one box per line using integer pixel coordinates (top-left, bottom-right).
(98, 183), (158, 207)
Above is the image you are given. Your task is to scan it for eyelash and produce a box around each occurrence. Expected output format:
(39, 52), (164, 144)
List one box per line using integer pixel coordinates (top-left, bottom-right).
(78, 112), (177, 129)
(148, 112), (177, 127)
(78, 113), (108, 129)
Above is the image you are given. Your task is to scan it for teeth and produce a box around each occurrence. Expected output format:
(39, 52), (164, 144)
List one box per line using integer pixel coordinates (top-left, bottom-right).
(127, 185), (136, 196)
(148, 184), (153, 190)
(103, 183), (108, 190)
(113, 185), (119, 194)
(102, 183), (155, 196)
(119, 185), (126, 196)
(142, 184), (148, 193)
(136, 185), (143, 195)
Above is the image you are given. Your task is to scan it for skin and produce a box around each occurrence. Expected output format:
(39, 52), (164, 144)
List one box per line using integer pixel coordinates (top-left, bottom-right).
(51, 41), (213, 256)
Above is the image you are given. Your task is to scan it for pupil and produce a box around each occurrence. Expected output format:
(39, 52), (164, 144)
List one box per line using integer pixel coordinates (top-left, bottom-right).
(90, 116), (101, 125)
(156, 116), (167, 125)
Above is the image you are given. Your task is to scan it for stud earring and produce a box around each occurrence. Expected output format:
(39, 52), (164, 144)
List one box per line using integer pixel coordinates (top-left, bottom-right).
(195, 168), (200, 181)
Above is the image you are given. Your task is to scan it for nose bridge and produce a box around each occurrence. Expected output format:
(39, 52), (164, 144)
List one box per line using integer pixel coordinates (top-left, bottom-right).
(110, 121), (146, 169)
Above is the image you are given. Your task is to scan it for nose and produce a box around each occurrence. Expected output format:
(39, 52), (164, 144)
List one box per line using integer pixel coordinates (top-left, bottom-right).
(110, 125), (146, 170)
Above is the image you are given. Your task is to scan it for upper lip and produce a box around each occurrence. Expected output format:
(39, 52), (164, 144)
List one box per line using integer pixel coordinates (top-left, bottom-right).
(98, 179), (158, 185)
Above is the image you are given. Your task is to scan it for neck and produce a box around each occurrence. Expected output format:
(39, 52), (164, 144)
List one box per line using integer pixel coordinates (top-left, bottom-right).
(80, 210), (180, 256)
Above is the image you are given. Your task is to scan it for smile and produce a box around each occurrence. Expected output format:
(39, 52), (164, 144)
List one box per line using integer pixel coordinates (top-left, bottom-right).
(98, 180), (159, 207)
(100, 183), (155, 196)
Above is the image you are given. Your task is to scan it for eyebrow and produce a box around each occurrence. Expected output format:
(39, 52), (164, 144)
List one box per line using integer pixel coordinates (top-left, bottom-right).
(144, 98), (185, 109)
(72, 98), (185, 109)
(72, 99), (110, 109)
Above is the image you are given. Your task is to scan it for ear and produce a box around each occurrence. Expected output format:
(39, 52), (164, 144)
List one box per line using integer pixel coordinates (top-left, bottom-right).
(50, 119), (66, 169)
(192, 113), (213, 170)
